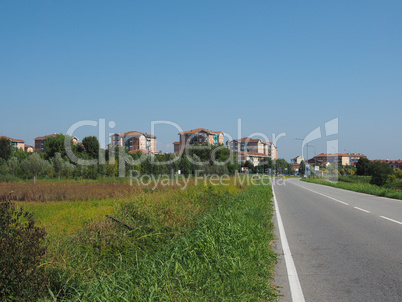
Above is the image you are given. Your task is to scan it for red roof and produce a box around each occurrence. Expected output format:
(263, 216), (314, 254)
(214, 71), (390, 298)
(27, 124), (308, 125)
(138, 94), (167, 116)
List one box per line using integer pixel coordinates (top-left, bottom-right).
(232, 138), (274, 146)
(315, 153), (351, 158)
(237, 151), (268, 157)
(371, 160), (402, 164)
(173, 141), (180, 144)
(179, 128), (223, 135)
(113, 131), (156, 138)
(34, 133), (58, 140)
(234, 137), (261, 142)
(0, 136), (24, 143)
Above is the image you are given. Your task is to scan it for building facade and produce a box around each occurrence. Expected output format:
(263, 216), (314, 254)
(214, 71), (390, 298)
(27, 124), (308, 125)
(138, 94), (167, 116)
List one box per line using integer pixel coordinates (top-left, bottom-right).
(174, 128), (224, 153)
(24, 145), (34, 152)
(35, 134), (78, 152)
(227, 137), (278, 166)
(347, 153), (367, 166)
(291, 156), (304, 164)
(110, 131), (156, 154)
(0, 136), (25, 150)
(313, 153), (350, 166)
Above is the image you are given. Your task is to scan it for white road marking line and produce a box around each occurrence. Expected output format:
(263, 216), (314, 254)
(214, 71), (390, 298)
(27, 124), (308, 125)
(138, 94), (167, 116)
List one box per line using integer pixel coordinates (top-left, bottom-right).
(290, 180), (402, 227)
(354, 206), (370, 213)
(290, 182), (349, 205)
(380, 216), (402, 225)
(272, 182), (305, 302)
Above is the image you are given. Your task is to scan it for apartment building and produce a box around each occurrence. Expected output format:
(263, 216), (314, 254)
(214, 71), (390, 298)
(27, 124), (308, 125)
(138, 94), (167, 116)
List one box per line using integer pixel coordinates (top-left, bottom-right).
(174, 128), (224, 153)
(110, 131), (156, 153)
(235, 151), (268, 167)
(348, 153), (367, 166)
(313, 153), (360, 166)
(35, 134), (78, 152)
(24, 145), (34, 152)
(227, 137), (278, 165)
(0, 136), (25, 150)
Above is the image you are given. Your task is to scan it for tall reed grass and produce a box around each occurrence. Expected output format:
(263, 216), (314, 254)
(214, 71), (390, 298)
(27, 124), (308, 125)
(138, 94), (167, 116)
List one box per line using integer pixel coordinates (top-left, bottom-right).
(50, 181), (278, 301)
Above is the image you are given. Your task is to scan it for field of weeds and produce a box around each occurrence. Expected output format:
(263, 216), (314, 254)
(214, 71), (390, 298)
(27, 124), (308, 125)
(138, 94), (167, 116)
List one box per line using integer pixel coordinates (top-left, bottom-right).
(0, 179), (181, 202)
(1, 177), (263, 299)
(2, 176), (280, 301)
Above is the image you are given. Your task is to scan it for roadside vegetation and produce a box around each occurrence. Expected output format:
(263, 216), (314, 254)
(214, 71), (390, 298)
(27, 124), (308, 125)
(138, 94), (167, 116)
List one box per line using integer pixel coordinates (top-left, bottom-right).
(303, 157), (402, 200)
(0, 135), (293, 183)
(1, 177), (279, 301)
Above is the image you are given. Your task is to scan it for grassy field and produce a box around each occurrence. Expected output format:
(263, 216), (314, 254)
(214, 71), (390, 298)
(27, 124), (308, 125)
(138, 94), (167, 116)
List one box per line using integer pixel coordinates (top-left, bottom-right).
(303, 176), (402, 200)
(4, 176), (278, 301)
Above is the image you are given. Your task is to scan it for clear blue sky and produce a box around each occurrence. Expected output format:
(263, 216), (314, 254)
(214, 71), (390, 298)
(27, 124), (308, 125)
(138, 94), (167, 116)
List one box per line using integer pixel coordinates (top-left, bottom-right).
(1, 0), (401, 160)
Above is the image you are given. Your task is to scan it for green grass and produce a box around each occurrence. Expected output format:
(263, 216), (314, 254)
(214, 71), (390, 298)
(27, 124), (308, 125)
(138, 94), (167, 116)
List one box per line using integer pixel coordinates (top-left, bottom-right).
(337, 175), (371, 184)
(303, 178), (402, 200)
(17, 199), (119, 238)
(47, 181), (278, 301)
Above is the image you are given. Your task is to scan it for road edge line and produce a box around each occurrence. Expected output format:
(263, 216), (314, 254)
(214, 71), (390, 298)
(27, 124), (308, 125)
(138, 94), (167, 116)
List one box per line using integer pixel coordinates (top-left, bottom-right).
(272, 180), (305, 302)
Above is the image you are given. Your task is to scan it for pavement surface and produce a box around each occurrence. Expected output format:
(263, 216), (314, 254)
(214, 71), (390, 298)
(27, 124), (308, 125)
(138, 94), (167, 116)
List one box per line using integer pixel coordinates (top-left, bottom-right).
(272, 178), (402, 302)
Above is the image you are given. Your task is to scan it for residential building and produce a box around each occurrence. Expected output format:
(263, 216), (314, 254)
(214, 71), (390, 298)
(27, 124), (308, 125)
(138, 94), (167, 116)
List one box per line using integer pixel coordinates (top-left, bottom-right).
(174, 128), (224, 153)
(24, 145), (34, 152)
(290, 163), (301, 173)
(0, 136), (25, 150)
(110, 131), (156, 153)
(291, 156), (304, 164)
(35, 134), (78, 152)
(313, 153), (353, 166)
(235, 151), (268, 167)
(227, 137), (278, 166)
(347, 153), (367, 166)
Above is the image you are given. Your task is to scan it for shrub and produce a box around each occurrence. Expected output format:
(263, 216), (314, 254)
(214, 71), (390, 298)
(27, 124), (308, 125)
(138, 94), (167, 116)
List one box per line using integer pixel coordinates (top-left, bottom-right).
(0, 201), (47, 301)
(369, 162), (394, 186)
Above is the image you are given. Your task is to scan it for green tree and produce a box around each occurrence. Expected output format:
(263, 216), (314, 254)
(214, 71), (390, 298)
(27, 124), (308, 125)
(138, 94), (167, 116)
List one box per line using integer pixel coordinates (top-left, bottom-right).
(275, 159), (289, 174)
(82, 136), (100, 159)
(0, 138), (12, 161)
(369, 161), (394, 186)
(243, 160), (254, 170)
(21, 153), (49, 181)
(356, 157), (371, 176)
(179, 155), (191, 176)
(7, 157), (19, 178)
(43, 134), (66, 159)
(12, 147), (29, 161)
(299, 161), (306, 175)
(394, 168), (402, 179)
(52, 152), (64, 178)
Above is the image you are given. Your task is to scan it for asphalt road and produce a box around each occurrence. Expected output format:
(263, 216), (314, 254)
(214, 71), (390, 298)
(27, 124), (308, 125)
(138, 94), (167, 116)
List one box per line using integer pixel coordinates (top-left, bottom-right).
(272, 178), (402, 302)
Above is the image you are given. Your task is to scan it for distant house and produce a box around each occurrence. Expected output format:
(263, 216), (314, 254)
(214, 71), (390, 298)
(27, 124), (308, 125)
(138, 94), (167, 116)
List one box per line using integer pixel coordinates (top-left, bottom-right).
(0, 136), (25, 150)
(235, 151), (268, 167)
(34, 134), (78, 152)
(110, 131), (156, 154)
(174, 128), (224, 153)
(291, 156), (304, 164)
(313, 153), (345, 166)
(290, 163), (301, 172)
(24, 145), (34, 152)
(227, 137), (278, 166)
(312, 153), (367, 167)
